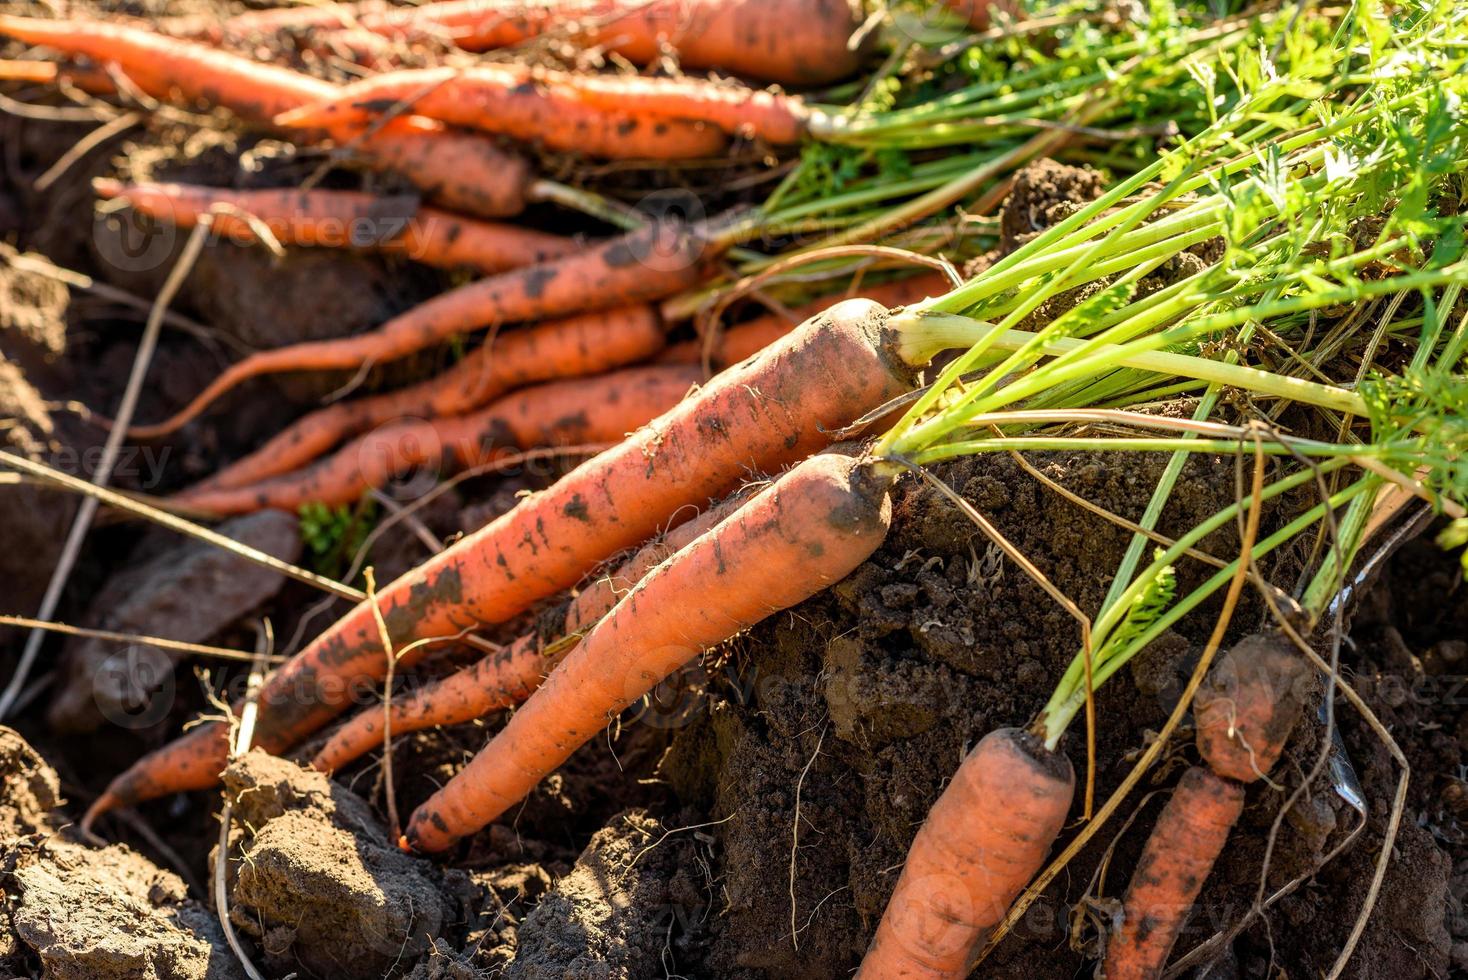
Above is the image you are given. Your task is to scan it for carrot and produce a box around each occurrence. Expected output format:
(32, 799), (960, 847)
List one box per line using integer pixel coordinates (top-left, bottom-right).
(402, 449), (894, 852)
(175, 364), (701, 515)
(311, 484), (752, 771)
(856, 727), (1075, 977)
(1101, 633), (1309, 979)
(197, 305), (664, 491)
(0, 57), (112, 92)
(276, 64), (811, 147)
(943, 0), (1020, 30)
(92, 179), (579, 273)
(187, 0), (869, 86)
(84, 297), (915, 824)
(659, 273), (949, 368)
(127, 218), (715, 438)
(276, 65), (732, 160)
(0, 16), (536, 216)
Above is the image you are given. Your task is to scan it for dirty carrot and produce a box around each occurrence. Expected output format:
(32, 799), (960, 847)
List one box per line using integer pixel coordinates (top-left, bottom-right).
(0, 16), (537, 216)
(126, 218), (718, 438)
(855, 727), (1075, 977)
(196, 305), (664, 491)
(277, 64), (814, 147)
(85, 297), (915, 823)
(276, 65), (731, 160)
(176, 364), (701, 515)
(311, 486), (753, 772)
(93, 179), (579, 273)
(1102, 633), (1311, 979)
(402, 450), (895, 852)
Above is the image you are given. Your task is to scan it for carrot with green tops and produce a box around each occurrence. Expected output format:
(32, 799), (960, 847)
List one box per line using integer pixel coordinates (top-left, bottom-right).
(175, 364), (701, 515)
(276, 64), (813, 147)
(855, 727), (1075, 977)
(84, 297), (916, 826)
(403, 449), (895, 852)
(0, 15), (536, 216)
(312, 484), (753, 771)
(1102, 633), (1310, 979)
(93, 180), (579, 273)
(177, 0), (870, 86)
(127, 218), (715, 439)
(278, 65), (732, 160)
(196, 305), (663, 491)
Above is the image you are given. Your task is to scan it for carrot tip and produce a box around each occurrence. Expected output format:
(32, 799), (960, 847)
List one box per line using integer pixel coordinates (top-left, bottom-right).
(397, 834), (414, 853)
(272, 105), (325, 128)
(92, 176), (124, 199)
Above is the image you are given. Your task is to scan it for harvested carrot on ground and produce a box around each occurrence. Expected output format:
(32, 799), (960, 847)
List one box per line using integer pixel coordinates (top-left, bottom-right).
(174, 364), (701, 515)
(0, 15), (537, 216)
(195, 305), (664, 491)
(277, 65), (732, 160)
(179, 0), (870, 86)
(1103, 633), (1310, 979)
(276, 65), (816, 148)
(0, 57), (112, 92)
(84, 297), (915, 824)
(402, 449), (895, 852)
(855, 728), (1075, 977)
(312, 485), (754, 771)
(93, 180), (580, 273)
(126, 217), (720, 438)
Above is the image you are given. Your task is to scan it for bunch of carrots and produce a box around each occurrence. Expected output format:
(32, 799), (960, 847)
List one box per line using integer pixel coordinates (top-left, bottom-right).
(5, 0), (1466, 977)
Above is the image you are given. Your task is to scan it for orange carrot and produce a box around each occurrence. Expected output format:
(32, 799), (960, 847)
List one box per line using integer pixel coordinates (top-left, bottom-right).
(944, 0), (1020, 30)
(0, 16), (536, 216)
(311, 484), (752, 771)
(127, 219), (715, 438)
(93, 179), (579, 273)
(276, 64), (809, 147)
(0, 57), (112, 92)
(660, 272), (949, 368)
(277, 65), (731, 160)
(175, 364), (701, 515)
(183, 0), (869, 86)
(403, 450), (894, 851)
(856, 727), (1075, 977)
(84, 297), (916, 824)
(1102, 633), (1309, 979)
(197, 305), (663, 491)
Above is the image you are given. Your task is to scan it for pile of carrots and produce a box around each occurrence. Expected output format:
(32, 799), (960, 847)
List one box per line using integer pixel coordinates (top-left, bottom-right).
(3, 1), (1405, 977)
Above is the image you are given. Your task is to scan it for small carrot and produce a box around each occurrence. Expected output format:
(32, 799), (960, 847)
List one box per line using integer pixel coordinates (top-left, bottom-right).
(276, 64), (813, 147)
(127, 218), (716, 438)
(93, 179), (579, 273)
(276, 65), (731, 160)
(402, 449), (895, 852)
(84, 297), (916, 822)
(856, 727), (1075, 977)
(0, 57), (113, 92)
(0, 16), (536, 216)
(175, 364), (701, 515)
(197, 305), (664, 490)
(311, 485), (752, 771)
(1102, 633), (1310, 979)
(190, 0), (870, 86)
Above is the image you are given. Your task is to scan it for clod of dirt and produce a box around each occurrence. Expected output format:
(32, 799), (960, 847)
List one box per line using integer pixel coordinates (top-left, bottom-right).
(221, 750), (448, 979)
(998, 158), (1107, 253)
(0, 726), (243, 980)
(0, 244), (70, 375)
(504, 808), (707, 980)
(47, 509), (303, 733)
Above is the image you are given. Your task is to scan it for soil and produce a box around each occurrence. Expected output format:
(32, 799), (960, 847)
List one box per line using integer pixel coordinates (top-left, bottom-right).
(1, 12), (1465, 979)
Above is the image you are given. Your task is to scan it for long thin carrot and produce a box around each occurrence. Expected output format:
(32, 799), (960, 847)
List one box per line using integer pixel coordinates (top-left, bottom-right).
(0, 57), (113, 92)
(196, 305), (664, 490)
(276, 65), (811, 147)
(1102, 633), (1310, 979)
(181, 0), (870, 86)
(175, 364), (701, 515)
(0, 16), (536, 216)
(659, 272), (950, 368)
(277, 65), (732, 160)
(403, 449), (895, 852)
(855, 727), (1076, 977)
(84, 297), (916, 824)
(311, 484), (753, 771)
(127, 218), (716, 438)
(93, 179), (579, 273)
